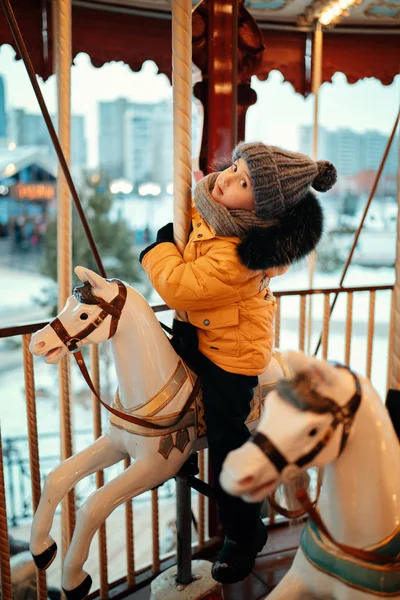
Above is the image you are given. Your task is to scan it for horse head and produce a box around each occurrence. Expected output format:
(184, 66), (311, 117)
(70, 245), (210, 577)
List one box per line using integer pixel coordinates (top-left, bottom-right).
(30, 266), (126, 364)
(220, 351), (363, 503)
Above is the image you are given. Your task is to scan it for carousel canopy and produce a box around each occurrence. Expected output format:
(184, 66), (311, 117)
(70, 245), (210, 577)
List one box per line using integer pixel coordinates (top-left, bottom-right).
(0, 0), (398, 95)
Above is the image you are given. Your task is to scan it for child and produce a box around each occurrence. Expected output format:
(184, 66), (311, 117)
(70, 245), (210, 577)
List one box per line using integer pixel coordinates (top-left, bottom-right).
(139, 141), (337, 584)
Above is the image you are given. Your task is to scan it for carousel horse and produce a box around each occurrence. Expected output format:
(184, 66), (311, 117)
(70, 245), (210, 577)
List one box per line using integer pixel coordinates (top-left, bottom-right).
(29, 266), (290, 599)
(220, 350), (400, 599)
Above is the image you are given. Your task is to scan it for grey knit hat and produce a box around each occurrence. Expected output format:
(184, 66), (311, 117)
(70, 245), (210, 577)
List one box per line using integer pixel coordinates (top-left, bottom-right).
(233, 141), (337, 219)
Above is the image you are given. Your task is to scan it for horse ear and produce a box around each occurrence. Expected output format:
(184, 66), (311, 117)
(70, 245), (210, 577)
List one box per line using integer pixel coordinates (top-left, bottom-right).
(284, 350), (309, 374)
(284, 351), (337, 387)
(74, 266), (106, 291)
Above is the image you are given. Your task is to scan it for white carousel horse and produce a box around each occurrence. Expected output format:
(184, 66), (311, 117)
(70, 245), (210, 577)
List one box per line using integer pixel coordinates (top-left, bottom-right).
(220, 351), (400, 600)
(29, 266), (289, 599)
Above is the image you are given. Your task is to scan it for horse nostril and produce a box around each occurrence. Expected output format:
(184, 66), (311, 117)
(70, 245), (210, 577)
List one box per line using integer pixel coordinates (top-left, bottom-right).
(34, 341), (46, 350)
(238, 475), (254, 486)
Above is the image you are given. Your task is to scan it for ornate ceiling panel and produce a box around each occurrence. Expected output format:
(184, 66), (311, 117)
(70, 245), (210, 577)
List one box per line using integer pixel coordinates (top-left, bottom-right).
(88, 0), (400, 25)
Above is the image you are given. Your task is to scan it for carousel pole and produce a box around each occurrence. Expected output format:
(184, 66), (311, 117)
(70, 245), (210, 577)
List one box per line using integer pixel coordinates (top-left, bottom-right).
(307, 20), (323, 354)
(151, 1), (223, 598)
(52, 0), (76, 560)
(386, 113), (400, 436)
(171, 0), (194, 586)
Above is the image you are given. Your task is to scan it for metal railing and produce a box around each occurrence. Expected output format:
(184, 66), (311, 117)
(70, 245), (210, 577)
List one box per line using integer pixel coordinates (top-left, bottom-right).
(0, 282), (394, 598)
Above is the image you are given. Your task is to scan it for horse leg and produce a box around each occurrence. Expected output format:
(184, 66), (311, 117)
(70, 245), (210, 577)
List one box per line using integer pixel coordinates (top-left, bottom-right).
(30, 434), (127, 565)
(267, 548), (334, 600)
(62, 449), (190, 595)
(266, 568), (315, 600)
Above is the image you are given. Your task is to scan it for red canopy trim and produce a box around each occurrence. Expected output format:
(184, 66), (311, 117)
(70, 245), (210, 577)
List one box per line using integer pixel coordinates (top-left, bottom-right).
(0, 2), (398, 90)
(257, 27), (399, 97)
(71, 5), (172, 80)
(0, 0), (52, 80)
(0, 0), (172, 82)
(256, 29), (309, 96)
(322, 32), (400, 87)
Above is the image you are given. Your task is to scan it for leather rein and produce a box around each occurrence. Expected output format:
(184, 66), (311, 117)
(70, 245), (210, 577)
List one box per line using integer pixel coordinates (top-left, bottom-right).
(50, 279), (200, 430)
(252, 365), (400, 567)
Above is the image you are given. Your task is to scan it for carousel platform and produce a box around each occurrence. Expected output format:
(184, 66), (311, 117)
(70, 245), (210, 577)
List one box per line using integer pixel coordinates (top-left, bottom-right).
(125, 522), (303, 600)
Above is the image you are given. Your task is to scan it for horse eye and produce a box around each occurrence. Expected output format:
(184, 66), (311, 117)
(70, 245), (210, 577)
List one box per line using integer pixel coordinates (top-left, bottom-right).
(308, 428), (318, 437)
(80, 312), (89, 321)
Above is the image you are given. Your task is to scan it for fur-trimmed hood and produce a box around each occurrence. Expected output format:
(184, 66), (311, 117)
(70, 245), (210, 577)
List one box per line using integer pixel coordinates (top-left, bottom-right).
(237, 190), (324, 271)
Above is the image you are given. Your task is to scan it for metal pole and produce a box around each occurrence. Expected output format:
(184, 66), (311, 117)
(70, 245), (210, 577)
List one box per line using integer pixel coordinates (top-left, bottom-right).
(390, 114), (400, 390)
(176, 473), (193, 585)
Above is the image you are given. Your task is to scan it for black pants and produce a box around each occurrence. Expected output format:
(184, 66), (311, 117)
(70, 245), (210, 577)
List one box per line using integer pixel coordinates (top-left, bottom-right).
(171, 320), (261, 542)
(199, 353), (260, 543)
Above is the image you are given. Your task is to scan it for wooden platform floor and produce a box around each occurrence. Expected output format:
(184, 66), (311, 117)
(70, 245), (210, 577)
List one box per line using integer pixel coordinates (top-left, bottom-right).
(128, 523), (303, 600)
(11, 506), (302, 599)
(10, 497), (178, 591)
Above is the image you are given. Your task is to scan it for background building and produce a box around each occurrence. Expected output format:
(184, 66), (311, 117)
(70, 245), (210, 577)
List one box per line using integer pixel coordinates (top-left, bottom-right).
(299, 125), (398, 178)
(8, 108), (88, 169)
(0, 75), (7, 142)
(0, 145), (56, 243)
(99, 98), (173, 190)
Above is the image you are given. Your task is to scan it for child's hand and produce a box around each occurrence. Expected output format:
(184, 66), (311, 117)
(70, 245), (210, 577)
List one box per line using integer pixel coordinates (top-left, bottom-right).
(139, 223), (175, 264)
(156, 223), (174, 243)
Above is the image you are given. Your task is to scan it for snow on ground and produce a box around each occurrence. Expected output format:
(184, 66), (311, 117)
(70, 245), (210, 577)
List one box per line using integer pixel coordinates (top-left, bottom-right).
(0, 266), (53, 327)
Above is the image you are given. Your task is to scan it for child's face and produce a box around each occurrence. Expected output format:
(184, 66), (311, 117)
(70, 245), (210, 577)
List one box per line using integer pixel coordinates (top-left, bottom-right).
(211, 158), (255, 211)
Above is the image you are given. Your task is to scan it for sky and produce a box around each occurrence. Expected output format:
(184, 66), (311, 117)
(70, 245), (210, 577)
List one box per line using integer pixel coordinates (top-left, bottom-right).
(0, 44), (398, 168)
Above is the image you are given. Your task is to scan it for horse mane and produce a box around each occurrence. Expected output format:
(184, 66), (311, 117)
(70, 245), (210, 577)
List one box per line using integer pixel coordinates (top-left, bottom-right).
(73, 281), (100, 305)
(276, 371), (338, 415)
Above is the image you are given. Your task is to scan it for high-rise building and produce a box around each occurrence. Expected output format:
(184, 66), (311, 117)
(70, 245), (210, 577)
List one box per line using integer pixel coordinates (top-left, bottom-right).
(99, 98), (173, 189)
(124, 101), (173, 189)
(8, 108), (87, 168)
(98, 98), (129, 180)
(298, 125), (398, 177)
(360, 130), (397, 175)
(0, 76), (7, 140)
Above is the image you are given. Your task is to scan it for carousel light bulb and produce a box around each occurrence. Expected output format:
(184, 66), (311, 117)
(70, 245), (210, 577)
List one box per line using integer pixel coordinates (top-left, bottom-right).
(318, 0), (358, 24)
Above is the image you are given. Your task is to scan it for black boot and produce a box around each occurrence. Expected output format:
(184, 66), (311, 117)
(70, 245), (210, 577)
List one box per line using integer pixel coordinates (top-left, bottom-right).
(211, 520), (268, 584)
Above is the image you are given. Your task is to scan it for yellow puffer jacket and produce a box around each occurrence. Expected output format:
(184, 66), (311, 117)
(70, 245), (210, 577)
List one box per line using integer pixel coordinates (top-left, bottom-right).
(142, 207), (278, 376)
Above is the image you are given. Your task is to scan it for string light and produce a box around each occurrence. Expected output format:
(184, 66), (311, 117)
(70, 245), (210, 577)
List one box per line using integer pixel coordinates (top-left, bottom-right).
(298, 0), (363, 27)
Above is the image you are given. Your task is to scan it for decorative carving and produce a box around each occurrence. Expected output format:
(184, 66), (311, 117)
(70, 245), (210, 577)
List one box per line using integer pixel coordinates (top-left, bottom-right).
(158, 434), (174, 459)
(364, 0), (400, 18)
(244, 0), (295, 11)
(195, 385), (207, 438)
(175, 429), (190, 453)
(192, 0), (265, 172)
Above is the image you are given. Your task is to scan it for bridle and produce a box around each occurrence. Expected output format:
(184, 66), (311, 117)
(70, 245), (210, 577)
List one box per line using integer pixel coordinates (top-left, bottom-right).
(49, 279), (200, 430)
(250, 364), (362, 476)
(50, 278), (127, 352)
(253, 365), (400, 566)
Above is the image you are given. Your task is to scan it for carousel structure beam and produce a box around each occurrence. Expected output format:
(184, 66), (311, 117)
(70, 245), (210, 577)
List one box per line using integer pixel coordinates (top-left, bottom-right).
(307, 20), (323, 354)
(207, 0), (238, 165)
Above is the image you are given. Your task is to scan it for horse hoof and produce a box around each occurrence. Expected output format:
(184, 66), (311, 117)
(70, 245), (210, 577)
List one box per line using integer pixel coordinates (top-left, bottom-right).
(32, 542), (57, 570)
(62, 574), (92, 600)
